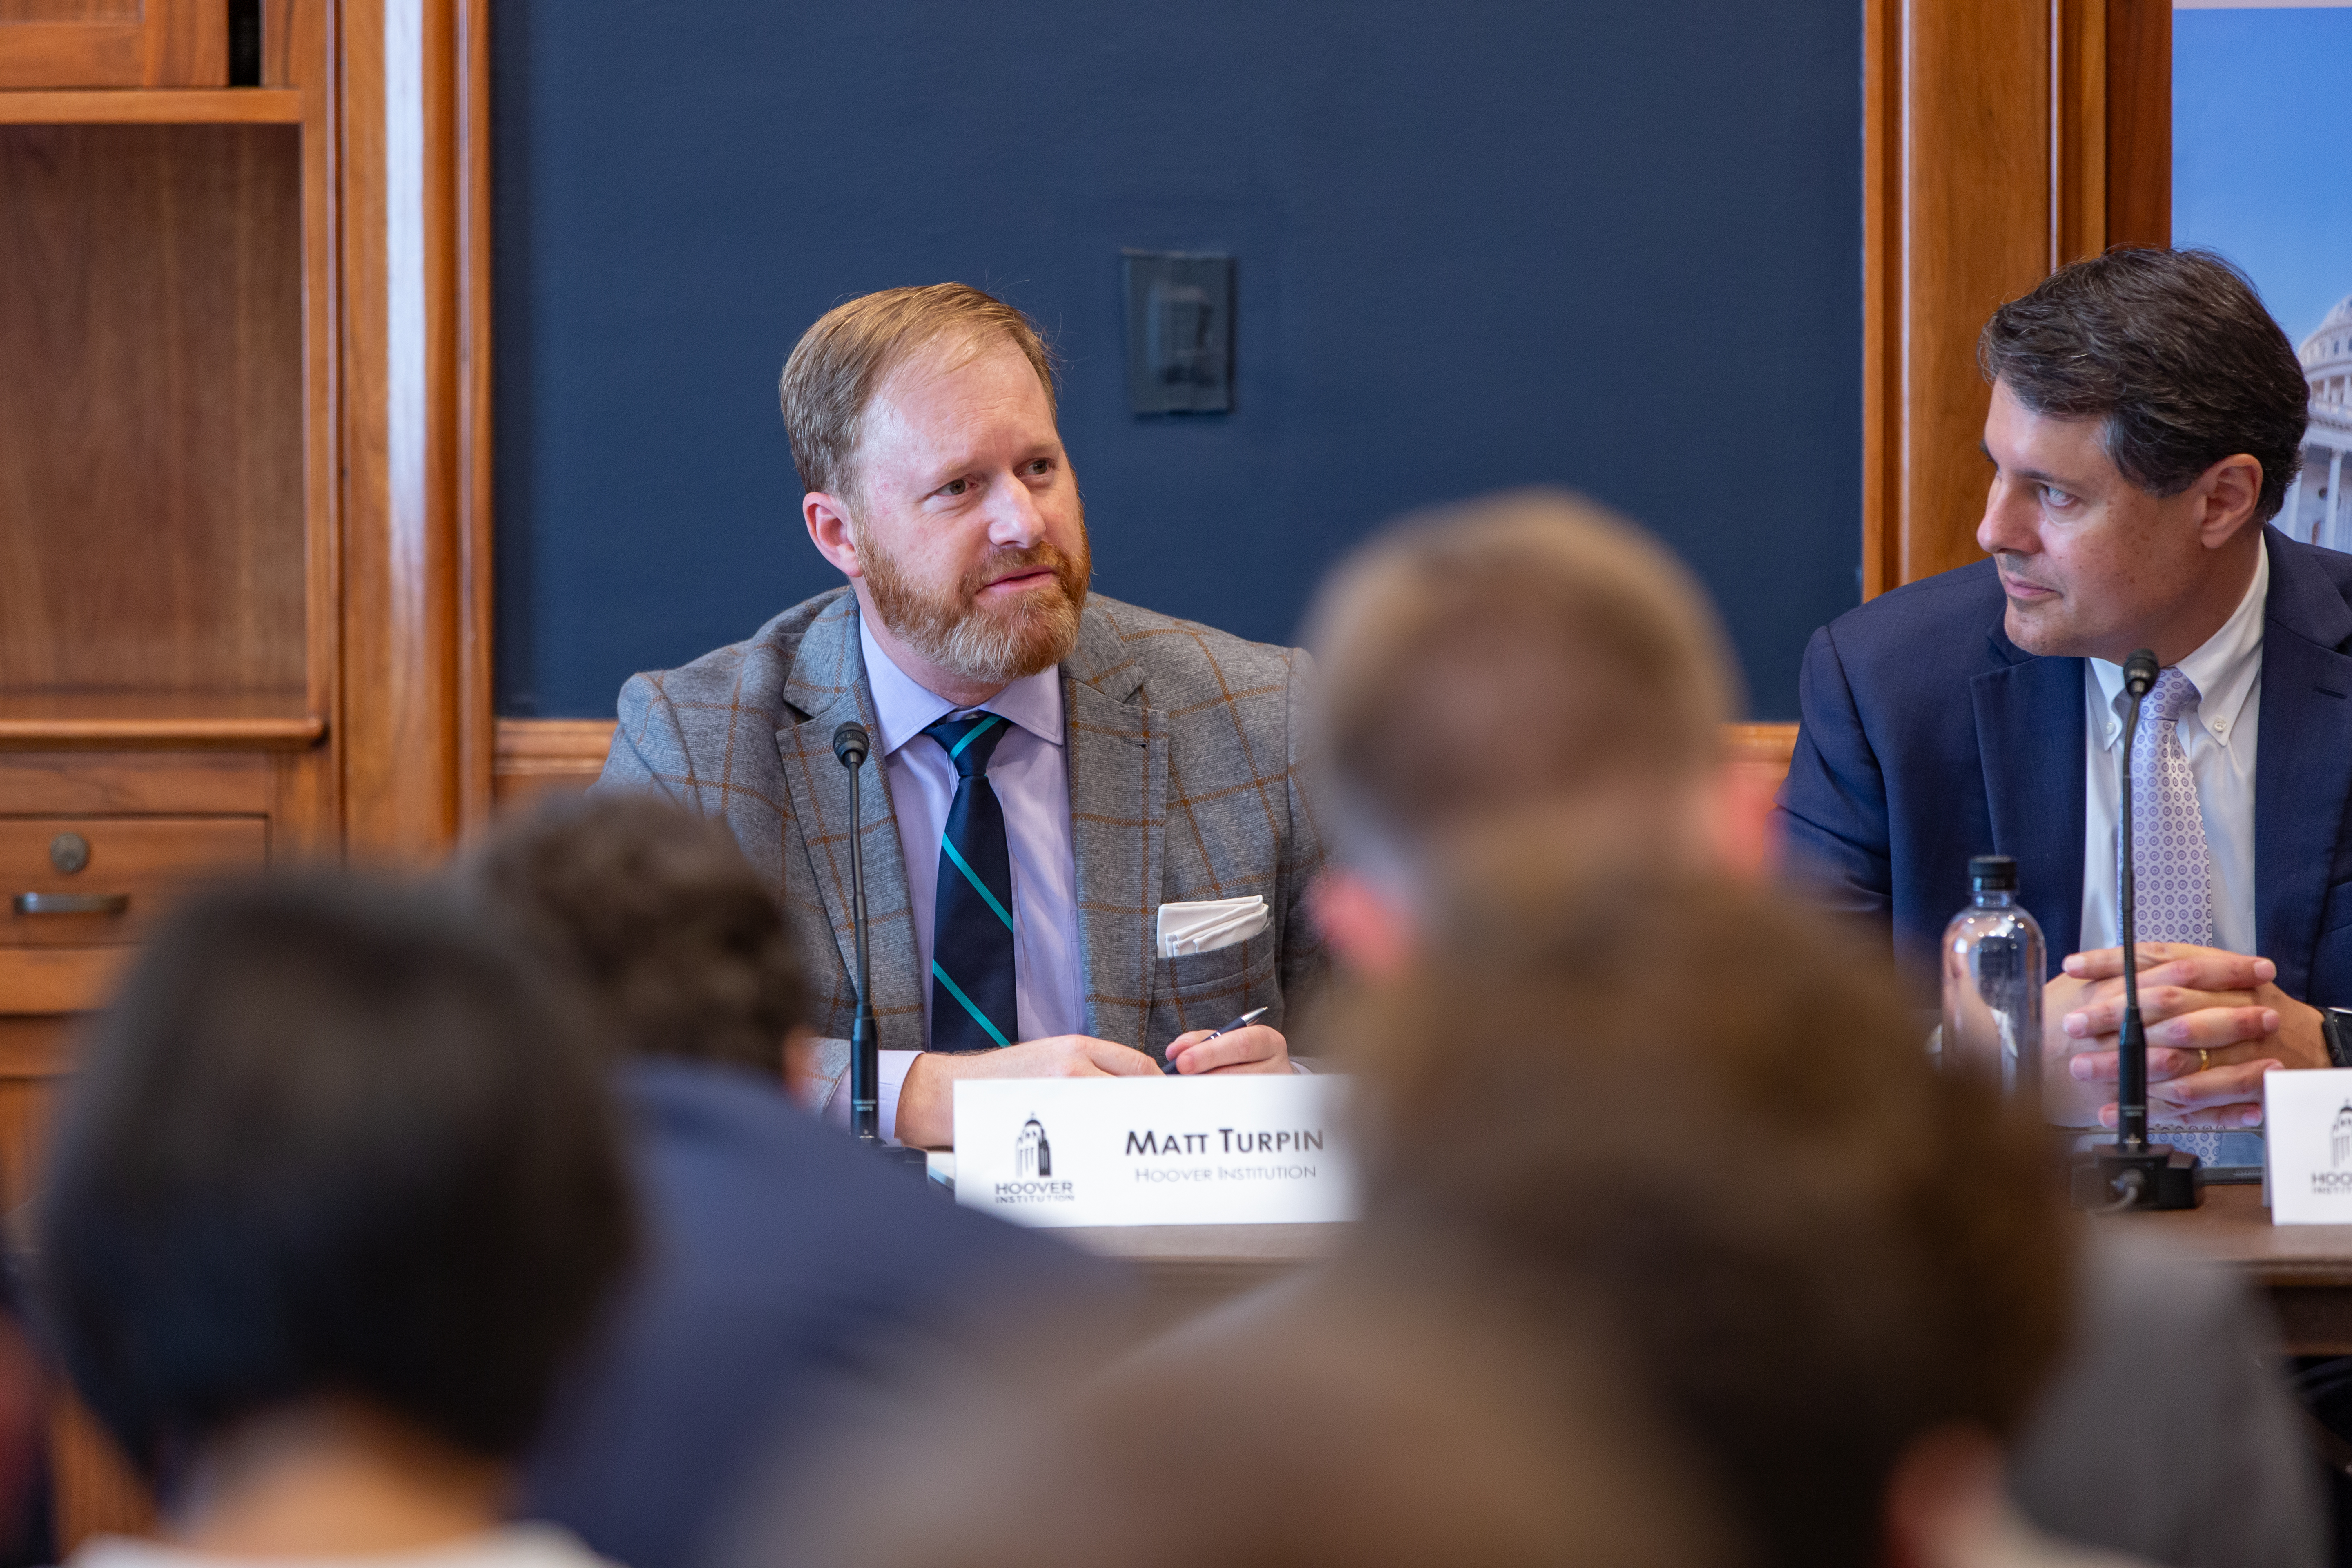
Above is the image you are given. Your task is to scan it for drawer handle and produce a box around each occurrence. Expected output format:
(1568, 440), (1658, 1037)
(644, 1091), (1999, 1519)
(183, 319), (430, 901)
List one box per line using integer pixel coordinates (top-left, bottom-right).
(12, 893), (130, 917)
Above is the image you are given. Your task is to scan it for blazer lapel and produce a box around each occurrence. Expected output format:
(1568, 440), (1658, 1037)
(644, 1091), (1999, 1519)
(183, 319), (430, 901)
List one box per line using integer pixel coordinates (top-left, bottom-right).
(2255, 530), (2352, 1000)
(1971, 631), (2087, 964)
(1061, 603), (1169, 1047)
(773, 597), (927, 1050)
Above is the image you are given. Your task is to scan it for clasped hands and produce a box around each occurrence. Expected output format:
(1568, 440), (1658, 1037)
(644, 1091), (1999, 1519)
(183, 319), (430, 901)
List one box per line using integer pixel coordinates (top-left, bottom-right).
(893, 1022), (1291, 1148)
(2045, 942), (2327, 1130)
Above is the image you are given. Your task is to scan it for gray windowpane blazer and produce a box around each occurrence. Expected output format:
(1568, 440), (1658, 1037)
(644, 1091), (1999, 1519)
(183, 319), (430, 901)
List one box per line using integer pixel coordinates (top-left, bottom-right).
(596, 587), (1328, 1056)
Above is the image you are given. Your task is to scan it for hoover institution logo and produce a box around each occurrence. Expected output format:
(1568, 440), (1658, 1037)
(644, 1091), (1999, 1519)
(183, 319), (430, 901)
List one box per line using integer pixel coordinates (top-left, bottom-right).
(994, 1114), (1075, 1205)
(2314, 1102), (2352, 1196)
(1016, 1115), (1052, 1178)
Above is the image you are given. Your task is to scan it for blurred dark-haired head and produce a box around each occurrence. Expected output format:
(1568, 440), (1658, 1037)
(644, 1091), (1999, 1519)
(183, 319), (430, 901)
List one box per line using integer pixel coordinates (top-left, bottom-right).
(1343, 844), (2074, 1568)
(464, 793), (811, 1078)
(38, 875), (636, 1488)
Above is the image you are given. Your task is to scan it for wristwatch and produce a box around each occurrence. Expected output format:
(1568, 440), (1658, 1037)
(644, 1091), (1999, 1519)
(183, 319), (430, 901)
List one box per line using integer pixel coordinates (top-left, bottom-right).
(2321, 1007), (2352, 1069)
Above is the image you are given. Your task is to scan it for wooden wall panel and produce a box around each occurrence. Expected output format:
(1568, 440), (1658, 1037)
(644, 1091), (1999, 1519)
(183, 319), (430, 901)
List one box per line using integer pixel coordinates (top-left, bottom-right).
(2105, 0), (2169, 249)
(493, 719), (1812, 811)
(1865, 0), (2167, 596)
(1865, 0), (2051, 596)
(458, 0), (492, 831)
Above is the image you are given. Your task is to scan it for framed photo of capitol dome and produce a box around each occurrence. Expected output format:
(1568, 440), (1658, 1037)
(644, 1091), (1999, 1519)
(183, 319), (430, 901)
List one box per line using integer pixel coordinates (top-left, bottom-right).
(2174, 2), (2352, 555)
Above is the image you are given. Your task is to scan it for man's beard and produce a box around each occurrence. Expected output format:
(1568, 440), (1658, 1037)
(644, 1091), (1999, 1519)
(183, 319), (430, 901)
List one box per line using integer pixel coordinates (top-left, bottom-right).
(860, 521), (1091, 686)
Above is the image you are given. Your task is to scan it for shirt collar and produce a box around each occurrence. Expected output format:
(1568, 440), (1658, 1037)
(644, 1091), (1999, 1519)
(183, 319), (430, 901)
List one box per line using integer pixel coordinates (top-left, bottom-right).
(857, 609), (1065, 759)
(2089, 543), (2267, 751)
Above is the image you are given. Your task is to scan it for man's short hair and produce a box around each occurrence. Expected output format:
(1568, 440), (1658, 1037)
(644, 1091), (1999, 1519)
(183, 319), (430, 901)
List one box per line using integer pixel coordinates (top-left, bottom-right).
(468, 793), (811, 1076)
(778, 1281), (1732, 1568)
(1304, 488), (1736, 864)
(1349, 854), (2072, 1568)
(39, 878), (635, 1482)
(1979, 247), (2309, 522)
(780, 283), (1058, 504)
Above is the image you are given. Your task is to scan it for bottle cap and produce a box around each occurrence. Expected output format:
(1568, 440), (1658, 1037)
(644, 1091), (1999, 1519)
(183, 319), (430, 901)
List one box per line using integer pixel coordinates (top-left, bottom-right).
(1969, 854), (2017, 893)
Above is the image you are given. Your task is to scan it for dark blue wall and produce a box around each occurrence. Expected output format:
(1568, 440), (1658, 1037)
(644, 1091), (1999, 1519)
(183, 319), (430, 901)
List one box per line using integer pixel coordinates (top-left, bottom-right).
(494, 1), (1862, 721)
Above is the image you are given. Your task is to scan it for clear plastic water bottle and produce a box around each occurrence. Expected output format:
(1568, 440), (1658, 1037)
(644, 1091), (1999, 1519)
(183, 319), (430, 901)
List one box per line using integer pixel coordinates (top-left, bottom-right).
(1940, 855), (2045, 1100)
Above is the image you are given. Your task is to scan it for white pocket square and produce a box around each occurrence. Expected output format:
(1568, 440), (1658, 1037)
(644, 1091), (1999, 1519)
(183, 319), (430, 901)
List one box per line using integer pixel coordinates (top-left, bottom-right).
(1156, 895), (1269, 958)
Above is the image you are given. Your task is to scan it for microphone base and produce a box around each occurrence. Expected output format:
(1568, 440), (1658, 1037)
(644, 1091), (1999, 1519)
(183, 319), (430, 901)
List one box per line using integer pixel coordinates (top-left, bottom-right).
(2069, 1142), (2203, 1212)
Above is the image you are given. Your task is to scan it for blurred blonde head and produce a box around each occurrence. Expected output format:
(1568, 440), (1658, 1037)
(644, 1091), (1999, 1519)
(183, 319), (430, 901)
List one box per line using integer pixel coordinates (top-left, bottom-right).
(1304, 488), (1762, 973)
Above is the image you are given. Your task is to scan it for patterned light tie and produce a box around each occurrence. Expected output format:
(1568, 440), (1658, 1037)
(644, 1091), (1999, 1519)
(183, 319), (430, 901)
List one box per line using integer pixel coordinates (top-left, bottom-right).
(924, 712), (1018, 1054)
(2128, 668), (2215, 949)
(2125, 668), (2226, 1158)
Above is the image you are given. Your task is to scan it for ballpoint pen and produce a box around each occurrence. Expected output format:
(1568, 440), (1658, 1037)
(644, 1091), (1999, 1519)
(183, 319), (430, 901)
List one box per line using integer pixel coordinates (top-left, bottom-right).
(1162, 1007), (1268, 1074)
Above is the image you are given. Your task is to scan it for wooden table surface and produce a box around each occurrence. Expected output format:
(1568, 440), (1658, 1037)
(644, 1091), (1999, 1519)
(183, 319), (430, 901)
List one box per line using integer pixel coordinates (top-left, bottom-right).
(1055, 1188), (2352, 1354)
(2135, 1183), (2352, 1353)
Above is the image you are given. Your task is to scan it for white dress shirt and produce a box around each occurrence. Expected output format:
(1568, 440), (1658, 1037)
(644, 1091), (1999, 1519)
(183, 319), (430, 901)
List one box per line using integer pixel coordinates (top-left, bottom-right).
(2077, 547), (2267, 957)
(857, 616), (1086, 1142)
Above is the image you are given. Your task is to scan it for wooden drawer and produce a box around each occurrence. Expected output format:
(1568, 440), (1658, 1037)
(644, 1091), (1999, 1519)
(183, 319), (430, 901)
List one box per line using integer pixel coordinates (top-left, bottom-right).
(0, 816), (266, 949)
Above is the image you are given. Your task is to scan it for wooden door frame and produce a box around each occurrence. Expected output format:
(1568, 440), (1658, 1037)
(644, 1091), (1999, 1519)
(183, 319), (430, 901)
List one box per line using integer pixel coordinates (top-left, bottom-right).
(1862, 0), (2171, 598)
(338, 0), (494, 859)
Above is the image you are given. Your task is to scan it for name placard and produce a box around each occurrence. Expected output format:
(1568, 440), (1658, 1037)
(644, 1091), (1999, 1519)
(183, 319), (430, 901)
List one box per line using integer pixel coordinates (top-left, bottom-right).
(950, 1074), (1359, 1228)
(2262, 1067), (2352, 1223)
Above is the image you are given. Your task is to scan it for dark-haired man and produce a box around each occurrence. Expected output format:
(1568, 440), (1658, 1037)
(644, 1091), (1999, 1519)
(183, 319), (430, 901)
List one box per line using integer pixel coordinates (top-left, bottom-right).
(598, 283), (1324, 1149)
(1780, 247), (2352, 1143)
(467, 796), (1119, 1568)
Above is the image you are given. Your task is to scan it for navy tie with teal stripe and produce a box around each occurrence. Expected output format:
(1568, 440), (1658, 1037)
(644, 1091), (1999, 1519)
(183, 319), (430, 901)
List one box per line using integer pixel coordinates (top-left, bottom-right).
(925, 711), (1018, 1053)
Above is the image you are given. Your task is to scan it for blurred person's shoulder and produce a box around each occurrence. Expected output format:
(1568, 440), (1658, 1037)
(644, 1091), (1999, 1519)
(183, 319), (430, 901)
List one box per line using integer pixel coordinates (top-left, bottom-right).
(617, 1058), (1121, 1298)
(64, 1525), (623, 1568)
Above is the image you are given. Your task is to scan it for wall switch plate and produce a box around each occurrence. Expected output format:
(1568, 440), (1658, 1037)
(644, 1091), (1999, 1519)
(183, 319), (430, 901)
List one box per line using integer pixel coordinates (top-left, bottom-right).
(1123, 252), (1233, 413)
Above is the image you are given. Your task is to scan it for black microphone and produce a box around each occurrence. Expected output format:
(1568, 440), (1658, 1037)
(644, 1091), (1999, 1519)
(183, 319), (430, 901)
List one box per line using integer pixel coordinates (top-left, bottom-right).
(833, 722), (881, 1144)
(2070, 647), (2201, 1211)
(2114, 650), (2157, 1154)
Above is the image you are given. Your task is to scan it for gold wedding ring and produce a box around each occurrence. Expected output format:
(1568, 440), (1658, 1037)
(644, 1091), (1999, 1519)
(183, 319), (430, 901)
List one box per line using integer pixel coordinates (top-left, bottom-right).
(2198, 1048), (2212, 1074)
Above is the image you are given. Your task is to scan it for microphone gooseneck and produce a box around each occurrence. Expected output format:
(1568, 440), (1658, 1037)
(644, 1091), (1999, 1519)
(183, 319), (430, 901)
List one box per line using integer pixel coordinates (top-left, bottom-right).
(2116, 651), (2152, 1154)
(2069, 646), (2200, 1210)
(834, 721), (881, 1144)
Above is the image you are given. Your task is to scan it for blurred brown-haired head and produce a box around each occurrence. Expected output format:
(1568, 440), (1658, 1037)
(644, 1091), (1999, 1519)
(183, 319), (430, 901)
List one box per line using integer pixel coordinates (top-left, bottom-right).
(1343, 845), (2072, 1568)
(466, 793), (810, 1076)
(1304, 488), (1738, 876)
(762, 1277), (1735, 1568)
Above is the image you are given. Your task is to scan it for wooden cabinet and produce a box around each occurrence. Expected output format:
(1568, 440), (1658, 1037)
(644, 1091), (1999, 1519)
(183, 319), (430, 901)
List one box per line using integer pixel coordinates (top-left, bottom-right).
(0, 0), (492, 1547)
(0, 1), (229, 89)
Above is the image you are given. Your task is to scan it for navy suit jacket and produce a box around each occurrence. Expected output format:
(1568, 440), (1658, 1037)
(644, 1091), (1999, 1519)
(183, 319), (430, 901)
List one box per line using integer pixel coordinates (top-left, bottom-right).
(1777, 528), (2352, 1004)
(521, 1060), (1120, 1568)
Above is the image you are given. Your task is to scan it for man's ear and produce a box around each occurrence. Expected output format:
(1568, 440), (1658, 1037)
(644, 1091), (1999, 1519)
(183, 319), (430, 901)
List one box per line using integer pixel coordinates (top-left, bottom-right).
(805, 492), (862, 577)
(782, 1025), (820, 1098)
(1704, 763), (1782, 882)
(1879, 1423), (2006, 1568)
(2193, 453), (2265, 550)
(1309, 869), (1418, 981)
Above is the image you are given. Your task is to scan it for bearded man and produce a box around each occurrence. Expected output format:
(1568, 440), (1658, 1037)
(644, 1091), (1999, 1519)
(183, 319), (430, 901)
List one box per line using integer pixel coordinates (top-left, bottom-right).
(597, 284), (1325, 1147)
